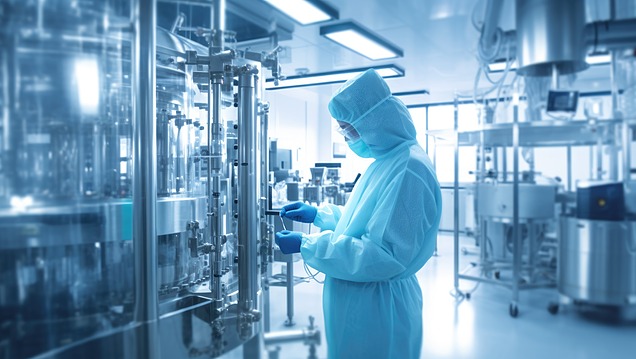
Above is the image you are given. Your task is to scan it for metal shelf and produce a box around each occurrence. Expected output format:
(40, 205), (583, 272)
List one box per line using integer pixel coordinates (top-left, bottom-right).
(428, 119), (621, 147)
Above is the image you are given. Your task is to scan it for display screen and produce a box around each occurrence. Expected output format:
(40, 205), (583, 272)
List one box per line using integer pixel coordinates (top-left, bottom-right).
(547, 90), (579, 112)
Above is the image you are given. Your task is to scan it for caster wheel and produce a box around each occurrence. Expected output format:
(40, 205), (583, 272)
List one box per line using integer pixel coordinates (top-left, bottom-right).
(494, 271), (501, 280)
(465, 292), (471, 300)
(548, 302), (559, 315)
(509, 303), (519, 318)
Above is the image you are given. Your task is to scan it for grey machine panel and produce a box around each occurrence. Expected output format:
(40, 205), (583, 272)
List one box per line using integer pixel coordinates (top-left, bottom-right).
(559, 217), (636, 306)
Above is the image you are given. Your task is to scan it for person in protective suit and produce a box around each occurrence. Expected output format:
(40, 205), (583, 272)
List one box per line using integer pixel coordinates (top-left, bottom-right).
(275, 69), (441, 359)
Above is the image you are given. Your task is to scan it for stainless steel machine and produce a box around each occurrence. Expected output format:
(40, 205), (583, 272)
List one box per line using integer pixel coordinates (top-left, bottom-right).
(432, 0), (636, 318)
(559, 217), (636, 309)
(476, 183), (557, 273)
(303, 167), (326, 205)
(0, 0), (319, 357)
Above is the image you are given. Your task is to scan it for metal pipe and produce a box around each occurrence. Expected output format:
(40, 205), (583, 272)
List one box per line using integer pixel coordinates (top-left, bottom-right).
(502, 147), (507, 182)
(596, 136), (604, 180)
(609, 50), (620, 181)
(264, 328), (321, 346)
(610, 125), (619, 181)
(477, 132), (486, 260)
(472, 16), (636, 69)
(492, 147), (497, 179)
(512, 103), (520, 310)
(610, 50), (620, 112)
(453, 96), (460, 294)
(132, 0), (159, 357)
(586, 18), (636, 52)
(425, 107), (429, 153)
(260, 101), (272, 333)
(260, 103), (271, 273)
(589, 147), (594, 180)
(285, 256), (295, 326)
(212, 0), (225, 50)
(157, 111), (170, 196)
(624, 122), (631, 185)
(210, 78), (224, 310)
(264, 267), (271, 333)
(208, 0), (227, 311)
(206, 63), (214, 305)
(567, 146), (572, 191)
(479, 135), (485, 182)
(238, 68), (259, 314)
(170, 12), (185, 33)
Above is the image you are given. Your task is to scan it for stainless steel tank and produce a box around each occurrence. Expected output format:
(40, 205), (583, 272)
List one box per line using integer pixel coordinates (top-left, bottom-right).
(516, 0), (588, 76)
(477, 183), (557, 219)
(476, 183), (557, 269)
(559, 217), (636, 306)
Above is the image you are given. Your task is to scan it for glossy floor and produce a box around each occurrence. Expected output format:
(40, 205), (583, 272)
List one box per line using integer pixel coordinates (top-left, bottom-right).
(266, 234), (636, 358)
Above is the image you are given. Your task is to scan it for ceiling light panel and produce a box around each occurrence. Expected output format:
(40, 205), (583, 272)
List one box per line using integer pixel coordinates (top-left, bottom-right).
(264, 0), (338, 25)
(266, 65), (404, 90)
(320, 22), (403, 60)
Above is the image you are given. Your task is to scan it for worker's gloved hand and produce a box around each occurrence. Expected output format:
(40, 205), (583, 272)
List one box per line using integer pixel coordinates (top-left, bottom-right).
(280, 202), (317, 223)
(275, 230), (304, 254)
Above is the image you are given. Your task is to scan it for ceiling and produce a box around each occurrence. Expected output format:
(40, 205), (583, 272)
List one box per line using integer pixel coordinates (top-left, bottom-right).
(235, 0), (628, 103)
(161, 0), (632, 103)
(258, 0), (507, 102)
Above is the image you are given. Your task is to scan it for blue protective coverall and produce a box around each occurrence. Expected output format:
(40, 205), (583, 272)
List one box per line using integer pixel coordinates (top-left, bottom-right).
(300, 69), (442, 358)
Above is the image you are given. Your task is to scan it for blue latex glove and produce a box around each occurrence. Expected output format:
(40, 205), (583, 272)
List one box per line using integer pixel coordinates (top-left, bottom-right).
(275, 230), (303, 254)
(280, 202), (317, 223)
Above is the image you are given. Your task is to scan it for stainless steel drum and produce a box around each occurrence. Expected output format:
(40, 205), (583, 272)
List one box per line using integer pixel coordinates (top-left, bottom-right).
(516, 0), (587, 76)
(477, 183), (557, 220)
(559, 217), (636, 306)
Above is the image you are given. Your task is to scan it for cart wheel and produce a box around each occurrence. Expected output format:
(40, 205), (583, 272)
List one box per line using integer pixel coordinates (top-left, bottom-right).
(509, 303), (519, 318)
(548, 302), (559, 315)
(494, 271), (500, 280)
(465, 292), (471, 300)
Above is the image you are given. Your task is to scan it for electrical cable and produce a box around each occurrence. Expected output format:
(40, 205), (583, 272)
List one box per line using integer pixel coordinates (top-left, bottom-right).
(303, 223), (324, 284)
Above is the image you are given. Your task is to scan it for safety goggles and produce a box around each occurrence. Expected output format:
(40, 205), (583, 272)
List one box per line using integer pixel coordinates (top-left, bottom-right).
(335, 122), (360, 141)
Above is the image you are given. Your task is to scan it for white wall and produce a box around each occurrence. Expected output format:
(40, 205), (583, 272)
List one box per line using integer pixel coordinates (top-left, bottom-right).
(264, 87), (374, 184)
(265, 89), (323, 181)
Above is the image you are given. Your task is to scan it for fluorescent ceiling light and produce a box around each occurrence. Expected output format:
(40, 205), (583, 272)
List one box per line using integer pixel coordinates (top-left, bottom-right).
(264, 0), (338, 25)
(320, 22), (403, 60)
(393, 90), (430, 105)
(487, 60), (517, 72)
(265, 65), (404, 90)
(487, 53), (612, 73)
(585, 53), (611, 65)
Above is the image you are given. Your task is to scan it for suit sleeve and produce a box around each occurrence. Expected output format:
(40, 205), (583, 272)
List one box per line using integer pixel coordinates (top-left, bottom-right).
(300, 169), (439, 282)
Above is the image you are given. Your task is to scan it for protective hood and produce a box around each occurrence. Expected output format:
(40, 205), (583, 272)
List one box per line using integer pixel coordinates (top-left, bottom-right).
(328, 69), (417, 158)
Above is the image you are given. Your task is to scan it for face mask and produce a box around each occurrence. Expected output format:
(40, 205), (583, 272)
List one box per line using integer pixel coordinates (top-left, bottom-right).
(347, 138), (373, 158)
